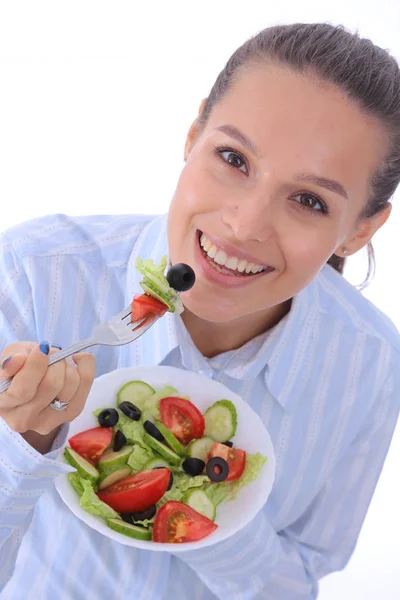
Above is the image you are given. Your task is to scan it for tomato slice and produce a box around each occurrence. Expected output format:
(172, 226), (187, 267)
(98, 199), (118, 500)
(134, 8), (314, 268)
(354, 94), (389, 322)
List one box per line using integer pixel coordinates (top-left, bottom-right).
(153, 500), (217, 543)
(131, 293), (168, 322)
(208, 442), (246, 482)
(160, 397), (205, 445)
(68, 427), (112, 466)
(97, 468), (170, 513)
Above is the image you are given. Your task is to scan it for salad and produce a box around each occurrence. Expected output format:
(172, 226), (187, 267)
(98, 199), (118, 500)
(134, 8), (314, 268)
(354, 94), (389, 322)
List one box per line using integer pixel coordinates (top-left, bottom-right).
(64, 381), (267, 544)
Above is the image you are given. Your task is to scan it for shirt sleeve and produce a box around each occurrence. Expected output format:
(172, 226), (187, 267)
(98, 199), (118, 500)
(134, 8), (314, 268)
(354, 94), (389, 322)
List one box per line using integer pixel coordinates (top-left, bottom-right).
(0, 234), (74, 589)
(178, 373), (399, 600)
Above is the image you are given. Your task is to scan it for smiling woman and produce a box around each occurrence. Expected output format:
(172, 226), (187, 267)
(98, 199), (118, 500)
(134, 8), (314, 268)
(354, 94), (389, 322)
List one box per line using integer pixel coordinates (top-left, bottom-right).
(1, 21), (400, 600)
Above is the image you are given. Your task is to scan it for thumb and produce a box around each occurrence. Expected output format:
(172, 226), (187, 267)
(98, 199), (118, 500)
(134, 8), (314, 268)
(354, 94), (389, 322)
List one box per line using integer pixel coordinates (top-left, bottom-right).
(0, 352), (29, 378)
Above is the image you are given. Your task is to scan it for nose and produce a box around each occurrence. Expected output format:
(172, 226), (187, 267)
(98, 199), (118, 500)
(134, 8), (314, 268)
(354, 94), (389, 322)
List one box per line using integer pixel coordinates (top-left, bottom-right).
(221, 193), (275, 243)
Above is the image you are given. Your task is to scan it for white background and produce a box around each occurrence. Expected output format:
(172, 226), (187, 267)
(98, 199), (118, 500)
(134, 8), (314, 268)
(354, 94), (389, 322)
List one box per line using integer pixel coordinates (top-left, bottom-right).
(0, 1), (399, 598)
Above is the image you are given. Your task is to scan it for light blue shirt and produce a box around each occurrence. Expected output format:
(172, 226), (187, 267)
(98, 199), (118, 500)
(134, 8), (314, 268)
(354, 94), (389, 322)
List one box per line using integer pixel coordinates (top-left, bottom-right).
(0, 213), (399, 600)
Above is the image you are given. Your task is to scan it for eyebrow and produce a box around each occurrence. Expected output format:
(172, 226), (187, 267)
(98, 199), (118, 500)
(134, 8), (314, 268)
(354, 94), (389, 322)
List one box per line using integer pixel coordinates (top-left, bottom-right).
(216, 124), (348, 200)
(215, 124), (261, 156)
(294, 173), (348, 200)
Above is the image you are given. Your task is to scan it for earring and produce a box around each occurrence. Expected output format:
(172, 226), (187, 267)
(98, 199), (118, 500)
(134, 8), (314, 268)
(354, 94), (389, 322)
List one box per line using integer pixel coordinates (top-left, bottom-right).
(342, 248), (349, 255)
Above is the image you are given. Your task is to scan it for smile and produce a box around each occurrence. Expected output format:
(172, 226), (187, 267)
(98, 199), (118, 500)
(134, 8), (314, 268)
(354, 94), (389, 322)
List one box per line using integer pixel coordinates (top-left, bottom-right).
(197, 231), (274, 278)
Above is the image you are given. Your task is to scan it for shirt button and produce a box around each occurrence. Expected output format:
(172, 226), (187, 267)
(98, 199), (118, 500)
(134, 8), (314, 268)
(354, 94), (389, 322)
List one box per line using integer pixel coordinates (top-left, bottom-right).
(197, 369), (213, 379)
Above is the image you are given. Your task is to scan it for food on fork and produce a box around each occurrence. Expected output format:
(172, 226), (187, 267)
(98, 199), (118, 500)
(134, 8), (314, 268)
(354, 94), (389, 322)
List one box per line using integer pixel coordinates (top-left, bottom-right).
(131, 258), (196, 322)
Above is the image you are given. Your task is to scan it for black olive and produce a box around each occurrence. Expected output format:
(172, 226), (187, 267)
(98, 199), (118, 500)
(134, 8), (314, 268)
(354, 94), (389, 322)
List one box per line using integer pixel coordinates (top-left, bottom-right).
(97, 408), (119, 428)
(182, 457), (205, 477)
(222, 440), (233, 448)
(113, 430), (127, 452)
(206, 457), (229, 482)
(143, 420), (165, 442)
(121, 504), (157, 524)
(166, 263), (196, 292)
(119, 401), (141, 421)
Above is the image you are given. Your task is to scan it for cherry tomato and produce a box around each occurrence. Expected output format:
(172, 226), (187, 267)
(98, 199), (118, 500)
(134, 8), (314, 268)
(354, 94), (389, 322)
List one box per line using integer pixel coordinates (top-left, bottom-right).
(131, 293), (168, 322)
(69, 427), (112, 466)
(160, 397), (205, 445)
(97, 468), (170, 513)
(153, 501), (217, 543)
(208, 442), (246, 482)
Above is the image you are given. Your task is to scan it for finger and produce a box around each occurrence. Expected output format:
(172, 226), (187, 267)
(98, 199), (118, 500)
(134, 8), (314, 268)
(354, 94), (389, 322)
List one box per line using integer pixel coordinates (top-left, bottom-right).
(1, 342), (52, 409)
(0, 352), (29, 379)
(1, 341), (36, 360)
(57, 359), (80, 403)
(30, 353), (96, 433)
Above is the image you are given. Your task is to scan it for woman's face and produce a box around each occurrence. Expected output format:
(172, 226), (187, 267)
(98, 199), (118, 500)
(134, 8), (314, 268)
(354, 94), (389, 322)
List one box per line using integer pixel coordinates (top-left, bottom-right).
(167, 64), (388, 323)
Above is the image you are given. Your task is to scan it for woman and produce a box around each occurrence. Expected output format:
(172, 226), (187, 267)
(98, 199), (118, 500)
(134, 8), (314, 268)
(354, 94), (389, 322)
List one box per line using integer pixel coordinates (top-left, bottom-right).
(0, 22), (399, 600)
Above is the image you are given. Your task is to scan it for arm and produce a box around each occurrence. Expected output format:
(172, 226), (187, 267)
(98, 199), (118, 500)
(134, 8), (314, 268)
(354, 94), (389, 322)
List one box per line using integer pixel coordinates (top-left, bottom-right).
(0, 233), (73, 588)
(178, 374), (399, 600)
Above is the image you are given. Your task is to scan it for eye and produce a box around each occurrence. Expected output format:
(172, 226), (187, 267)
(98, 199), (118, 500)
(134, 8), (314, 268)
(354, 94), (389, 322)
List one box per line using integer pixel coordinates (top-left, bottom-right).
(292, 193), (329, 216)
(215, 146), (248, 174)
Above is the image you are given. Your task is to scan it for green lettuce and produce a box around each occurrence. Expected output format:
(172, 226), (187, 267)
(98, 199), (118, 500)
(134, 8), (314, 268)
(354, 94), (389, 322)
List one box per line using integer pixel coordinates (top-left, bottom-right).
(127, 444), (153, 472)
(136, 255), (168, 282)
(116, 410), (153, 450)
(203, 482), (229, 507)
(156, 486), (184, 508)
(173, 473), (210, 493)
(68, 472), (86, 497)
(228, 452), (268, 500)
(79, 479), (119, 519)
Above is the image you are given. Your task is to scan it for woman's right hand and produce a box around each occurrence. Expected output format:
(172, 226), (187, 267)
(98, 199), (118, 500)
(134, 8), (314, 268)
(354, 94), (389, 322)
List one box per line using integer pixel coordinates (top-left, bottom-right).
(0, 341), (95, 435)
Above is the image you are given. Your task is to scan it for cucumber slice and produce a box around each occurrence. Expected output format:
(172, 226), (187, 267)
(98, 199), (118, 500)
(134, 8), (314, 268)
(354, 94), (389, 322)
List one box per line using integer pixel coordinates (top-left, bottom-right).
(204, 399), (237, 443)
(144, 457), (170, 470)
(98, 445), (134, 471)
(98, 466), (132, 490)
(141, 385), (178, 422)
(64, 447), (99, 483)
(143, 432), (181, 466)
(187, 437), (214, 462)
(117, 380), (155, 410)
(183, 489), (216, 521)
(106, 518), (151, 541)
(155, 422), (186, 457)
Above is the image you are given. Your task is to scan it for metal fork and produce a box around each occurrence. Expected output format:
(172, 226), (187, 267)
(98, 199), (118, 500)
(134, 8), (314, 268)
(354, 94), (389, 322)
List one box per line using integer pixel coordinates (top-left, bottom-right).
(0, 304), (160, 394)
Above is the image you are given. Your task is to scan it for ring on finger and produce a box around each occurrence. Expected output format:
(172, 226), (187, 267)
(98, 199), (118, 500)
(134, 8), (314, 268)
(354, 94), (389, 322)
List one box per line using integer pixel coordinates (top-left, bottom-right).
(49, 397), (69, 411)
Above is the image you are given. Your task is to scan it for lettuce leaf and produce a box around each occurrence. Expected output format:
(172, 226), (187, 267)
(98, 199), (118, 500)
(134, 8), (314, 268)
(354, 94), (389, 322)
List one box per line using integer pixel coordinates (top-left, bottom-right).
(79, 479), (119, 519)
(203, 482), (229, 507)
(136, 255), (168, 282)
(127, 444), (153, 472)
(228, 452), (268, 500)
(156, 486), (184, 508)
(116, 410), (152, 450)
(173, 473), (210, 493)
(68, 472), (86, 497)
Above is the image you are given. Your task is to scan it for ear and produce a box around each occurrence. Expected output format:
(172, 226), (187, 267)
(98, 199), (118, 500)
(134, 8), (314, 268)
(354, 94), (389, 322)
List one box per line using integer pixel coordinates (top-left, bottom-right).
(335, 203), (392, 257)
(184, 98), (208, 161)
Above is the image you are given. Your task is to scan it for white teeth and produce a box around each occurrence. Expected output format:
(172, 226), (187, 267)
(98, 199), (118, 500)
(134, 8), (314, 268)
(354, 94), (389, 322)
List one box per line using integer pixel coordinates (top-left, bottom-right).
(214, 249), (228, 265)
(237, 259), (247, 273)
(199, 233), (268, 275)
(225, 256), (239, 270)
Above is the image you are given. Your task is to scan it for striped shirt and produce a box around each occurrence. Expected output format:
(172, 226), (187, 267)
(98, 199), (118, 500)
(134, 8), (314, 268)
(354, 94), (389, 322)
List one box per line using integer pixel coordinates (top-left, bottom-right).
(0, 213), (399, 600)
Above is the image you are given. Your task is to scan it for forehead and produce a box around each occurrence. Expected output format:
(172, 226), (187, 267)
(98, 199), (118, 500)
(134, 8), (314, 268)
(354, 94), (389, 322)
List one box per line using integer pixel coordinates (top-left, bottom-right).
(205, 64), (387, 194)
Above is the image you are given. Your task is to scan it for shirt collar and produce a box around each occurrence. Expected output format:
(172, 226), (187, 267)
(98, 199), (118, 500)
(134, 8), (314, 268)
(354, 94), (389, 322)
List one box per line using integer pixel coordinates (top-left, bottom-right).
(122, 213), (320, 413)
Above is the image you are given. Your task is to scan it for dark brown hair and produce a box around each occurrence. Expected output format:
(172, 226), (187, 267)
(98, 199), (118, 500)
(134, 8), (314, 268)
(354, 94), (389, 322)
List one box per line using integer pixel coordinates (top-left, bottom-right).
(199, 23), (400, 287)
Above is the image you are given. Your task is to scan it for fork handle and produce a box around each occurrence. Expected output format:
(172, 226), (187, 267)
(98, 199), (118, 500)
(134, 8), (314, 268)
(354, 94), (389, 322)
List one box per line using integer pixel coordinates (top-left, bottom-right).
(0, 337), (96, 394)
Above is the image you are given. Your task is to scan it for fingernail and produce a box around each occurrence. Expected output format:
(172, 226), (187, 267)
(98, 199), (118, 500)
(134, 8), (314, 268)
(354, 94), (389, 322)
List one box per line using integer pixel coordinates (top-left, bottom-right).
(39, 341), (50, 355)
(1, 355), (12, 369)
(52, 344), (62, 350)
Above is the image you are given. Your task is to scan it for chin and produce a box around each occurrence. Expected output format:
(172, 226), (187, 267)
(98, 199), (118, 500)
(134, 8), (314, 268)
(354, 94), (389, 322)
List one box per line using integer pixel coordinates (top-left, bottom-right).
(181, 290), (241, 324)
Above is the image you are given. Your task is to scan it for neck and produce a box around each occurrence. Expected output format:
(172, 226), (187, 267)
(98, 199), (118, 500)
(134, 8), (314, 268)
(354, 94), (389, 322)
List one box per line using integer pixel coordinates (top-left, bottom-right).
(181, 300), (291, 358)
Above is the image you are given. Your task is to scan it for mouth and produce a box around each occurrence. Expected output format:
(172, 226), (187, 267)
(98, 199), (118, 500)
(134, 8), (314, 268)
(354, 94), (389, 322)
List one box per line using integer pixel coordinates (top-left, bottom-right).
(196, 230), (275, 280)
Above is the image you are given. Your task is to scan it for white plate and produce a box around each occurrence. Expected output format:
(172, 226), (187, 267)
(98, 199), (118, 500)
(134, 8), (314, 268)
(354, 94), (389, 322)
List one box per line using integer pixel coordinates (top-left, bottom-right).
(55, 365), (275, 552)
